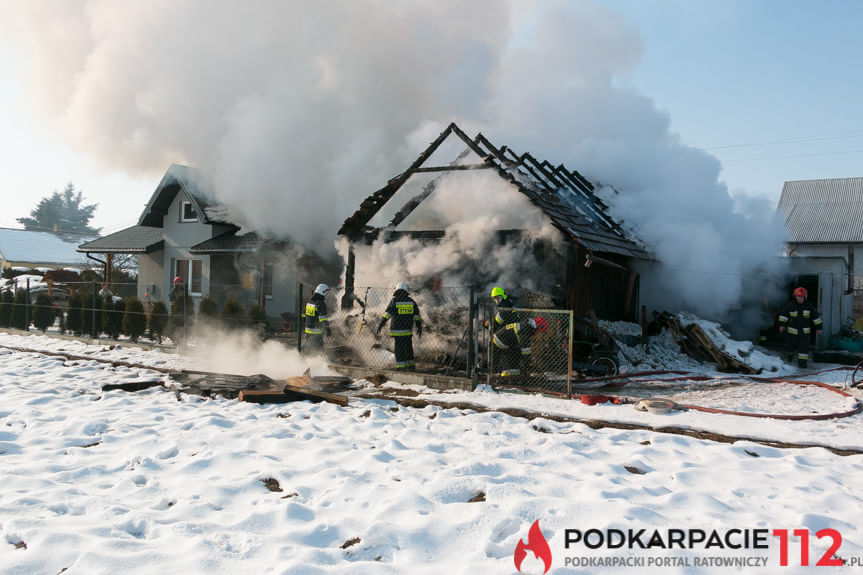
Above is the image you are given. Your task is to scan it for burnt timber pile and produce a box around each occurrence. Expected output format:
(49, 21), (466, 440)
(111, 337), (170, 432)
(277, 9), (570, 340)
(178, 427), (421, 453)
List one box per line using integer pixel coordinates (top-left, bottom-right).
(654, 312), (758, 374)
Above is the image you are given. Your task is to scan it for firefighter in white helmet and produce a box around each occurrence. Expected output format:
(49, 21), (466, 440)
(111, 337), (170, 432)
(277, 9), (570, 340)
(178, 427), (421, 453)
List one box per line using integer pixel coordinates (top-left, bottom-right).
(303, 283), (331, 355)
(377, 282), (422, 370)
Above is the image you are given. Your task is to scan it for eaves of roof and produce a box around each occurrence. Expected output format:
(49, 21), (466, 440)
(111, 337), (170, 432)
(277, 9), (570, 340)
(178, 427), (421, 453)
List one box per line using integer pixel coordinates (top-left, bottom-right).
(77, 225), (164, 254)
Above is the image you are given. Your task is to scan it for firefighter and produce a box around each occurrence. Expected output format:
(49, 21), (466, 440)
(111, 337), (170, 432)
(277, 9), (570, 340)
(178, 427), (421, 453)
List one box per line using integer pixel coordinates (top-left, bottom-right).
(777, 286), (822, 368)
(169, 276), (184, 305)
(489, 286), (523, 377)
(377, 282), (422, 369)
(304, 283), (331, 355)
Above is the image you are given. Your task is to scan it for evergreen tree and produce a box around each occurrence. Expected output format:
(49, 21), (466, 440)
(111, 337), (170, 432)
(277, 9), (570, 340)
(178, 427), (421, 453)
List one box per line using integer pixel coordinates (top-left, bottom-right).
(122, 298), (147, 342)
(148, 300), (169, 344)
(0, 289), (12, 327)
(79, 289), (97, 337)
(66, 292), (83, 335)
(197, 295), (219, 320)
(32, 293), (56, 332)
(10, 290), (28, 330)
(100, 295), (116, 337)
(16, 182), (101, 238)
(221, 295), (245, 329)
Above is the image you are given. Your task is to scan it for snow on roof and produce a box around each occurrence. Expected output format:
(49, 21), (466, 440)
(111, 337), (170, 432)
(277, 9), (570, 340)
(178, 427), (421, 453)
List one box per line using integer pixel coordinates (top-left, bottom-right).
(0, 228), (90, 266)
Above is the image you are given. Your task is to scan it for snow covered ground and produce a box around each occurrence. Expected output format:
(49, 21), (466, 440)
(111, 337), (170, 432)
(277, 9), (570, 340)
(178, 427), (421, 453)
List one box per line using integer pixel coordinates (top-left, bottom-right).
(2, 329), (863, 574)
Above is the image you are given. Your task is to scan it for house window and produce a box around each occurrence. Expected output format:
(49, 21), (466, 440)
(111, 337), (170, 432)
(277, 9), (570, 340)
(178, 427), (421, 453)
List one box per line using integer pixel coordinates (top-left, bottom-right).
(175, 259), (203, 295)
(180, 200), (197, 222)
(263, 262), (274, 299)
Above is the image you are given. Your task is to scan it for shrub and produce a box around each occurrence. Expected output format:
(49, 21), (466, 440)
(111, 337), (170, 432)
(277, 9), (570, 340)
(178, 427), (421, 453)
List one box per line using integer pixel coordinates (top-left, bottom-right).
(222, 295), (245, 328)
(122, 298), (147, 342)
(0, 289), (12, 327)
(32, 292), (56, 332)
(79, 289), (98, 337)
(248, 305), (268, 337)
(108, 298), (125, 339)
(197, 295), (219, 319)
(148, 300), (169, 344)
(10, 290), (27, 330)
(66, 292), (83, 335)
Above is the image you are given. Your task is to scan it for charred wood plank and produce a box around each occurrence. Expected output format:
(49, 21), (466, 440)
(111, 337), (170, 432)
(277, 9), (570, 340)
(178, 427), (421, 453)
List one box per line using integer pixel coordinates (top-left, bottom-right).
(413, 164), (494, 172)
(102, 380), (165, 392)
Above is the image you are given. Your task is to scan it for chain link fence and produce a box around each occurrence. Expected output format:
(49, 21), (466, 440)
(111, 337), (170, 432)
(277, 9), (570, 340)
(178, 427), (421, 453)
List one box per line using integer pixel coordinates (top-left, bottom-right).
(1, 274), (620, 399)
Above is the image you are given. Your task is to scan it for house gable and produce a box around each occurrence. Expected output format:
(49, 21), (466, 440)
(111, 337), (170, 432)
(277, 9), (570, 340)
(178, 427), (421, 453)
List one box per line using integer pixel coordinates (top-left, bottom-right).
(138, 164), (233, 228)
(338, 122), (647, 260)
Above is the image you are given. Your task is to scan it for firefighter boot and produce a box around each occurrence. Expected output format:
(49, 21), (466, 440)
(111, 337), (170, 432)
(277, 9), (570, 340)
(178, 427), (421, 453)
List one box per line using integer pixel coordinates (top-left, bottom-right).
(798, 359), (808, 369)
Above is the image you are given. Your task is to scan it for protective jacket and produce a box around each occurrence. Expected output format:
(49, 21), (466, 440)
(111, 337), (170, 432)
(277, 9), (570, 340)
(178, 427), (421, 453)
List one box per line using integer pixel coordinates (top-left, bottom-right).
(777, 299), (822, 337)
(304, 292), (330, 335)
(493, 295), (518, 327)
(379, 290), (422, 337)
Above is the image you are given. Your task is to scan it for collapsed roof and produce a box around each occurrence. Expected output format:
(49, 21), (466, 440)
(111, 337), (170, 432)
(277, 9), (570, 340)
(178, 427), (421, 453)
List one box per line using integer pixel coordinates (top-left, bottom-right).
(338, 122), (648, 260)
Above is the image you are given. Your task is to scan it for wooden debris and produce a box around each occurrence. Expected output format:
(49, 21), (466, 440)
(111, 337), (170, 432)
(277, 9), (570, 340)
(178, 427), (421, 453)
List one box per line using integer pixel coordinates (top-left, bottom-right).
(657, 312), (758, 374)
(102, 380), (164, 392)
(237, 386), (348, 406)
(283, 384), (348, 406)
(341, 537), (361, 549)
(261, 477), (283, 492)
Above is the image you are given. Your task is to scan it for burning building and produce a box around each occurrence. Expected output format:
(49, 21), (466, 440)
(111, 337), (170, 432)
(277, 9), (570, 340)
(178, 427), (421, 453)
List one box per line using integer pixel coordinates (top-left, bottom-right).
(337, 122), (649, 321)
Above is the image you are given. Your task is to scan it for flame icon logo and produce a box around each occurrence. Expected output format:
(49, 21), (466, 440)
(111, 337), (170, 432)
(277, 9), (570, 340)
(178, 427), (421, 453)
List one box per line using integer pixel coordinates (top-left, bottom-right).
(514, 519), (552, 574)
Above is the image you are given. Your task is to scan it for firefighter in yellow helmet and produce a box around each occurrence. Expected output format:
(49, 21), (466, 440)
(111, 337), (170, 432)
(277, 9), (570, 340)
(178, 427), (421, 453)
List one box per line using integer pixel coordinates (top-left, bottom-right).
(489, 286), (524, 377)
(777, 286), (822, 368)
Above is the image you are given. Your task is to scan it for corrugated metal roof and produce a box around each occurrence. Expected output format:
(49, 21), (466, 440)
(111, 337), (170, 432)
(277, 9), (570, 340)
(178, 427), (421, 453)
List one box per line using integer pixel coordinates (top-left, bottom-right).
(0, 228), (90, 266)
(778, 178), (863, 243)
(784, 202), (863, 243)
(77, 226), (164, 254)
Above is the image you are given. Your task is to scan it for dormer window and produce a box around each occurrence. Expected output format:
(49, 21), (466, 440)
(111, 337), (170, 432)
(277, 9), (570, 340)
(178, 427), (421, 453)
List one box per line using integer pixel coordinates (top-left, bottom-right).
(180, 200), (197, 222)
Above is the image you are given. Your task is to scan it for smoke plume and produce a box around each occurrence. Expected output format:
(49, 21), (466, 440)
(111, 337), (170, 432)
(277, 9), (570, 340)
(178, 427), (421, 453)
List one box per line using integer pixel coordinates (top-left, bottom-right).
(1, 0), (787, 322)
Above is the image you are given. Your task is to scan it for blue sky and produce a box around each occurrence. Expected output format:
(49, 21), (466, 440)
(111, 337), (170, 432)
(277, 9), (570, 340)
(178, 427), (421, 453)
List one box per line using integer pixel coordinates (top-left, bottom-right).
(603, 0), (863, 200)
(0, 0), (861, 235)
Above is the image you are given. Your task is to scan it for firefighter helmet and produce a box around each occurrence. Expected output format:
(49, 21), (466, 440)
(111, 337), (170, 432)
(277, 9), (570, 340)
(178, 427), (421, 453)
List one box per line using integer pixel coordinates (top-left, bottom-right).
(173, 276), (183, 285)
(793, 286), (807, 298)
(490, 286), (505, 298)
(314, 283), (330, 296)
(534, 316), (549, 333)
(395, 282), (408, 292)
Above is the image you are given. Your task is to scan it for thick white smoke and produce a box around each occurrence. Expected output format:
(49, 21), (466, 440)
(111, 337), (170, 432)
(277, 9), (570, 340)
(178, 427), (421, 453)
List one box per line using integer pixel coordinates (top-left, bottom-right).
(1, 0), (787, 323)
(347, 169), (566, 292)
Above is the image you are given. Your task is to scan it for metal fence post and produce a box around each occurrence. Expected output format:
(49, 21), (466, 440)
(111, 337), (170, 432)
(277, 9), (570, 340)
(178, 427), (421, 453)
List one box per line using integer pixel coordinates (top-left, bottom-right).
(567, 309), (574, 399)
(25, 278), (30, 331)
(296, 282), (304, 353)
(467, 285), (475, 378)
(486, 309), (493, 388)
(91, 281), (97, 339)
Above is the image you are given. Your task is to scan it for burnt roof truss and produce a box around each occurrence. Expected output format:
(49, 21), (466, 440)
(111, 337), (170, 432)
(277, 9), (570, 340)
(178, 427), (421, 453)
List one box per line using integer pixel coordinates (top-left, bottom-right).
(338, 122), (648, 259)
